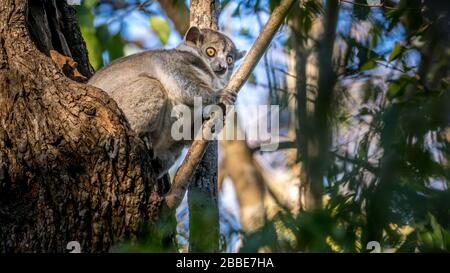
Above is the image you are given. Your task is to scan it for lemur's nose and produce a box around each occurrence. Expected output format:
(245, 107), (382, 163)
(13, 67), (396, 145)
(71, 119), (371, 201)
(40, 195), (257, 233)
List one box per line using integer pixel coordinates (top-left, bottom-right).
(216, 63), (227, 74)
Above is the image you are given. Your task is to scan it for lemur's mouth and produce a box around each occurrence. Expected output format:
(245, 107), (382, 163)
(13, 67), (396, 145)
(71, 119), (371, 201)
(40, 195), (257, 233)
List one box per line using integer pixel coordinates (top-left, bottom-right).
(214, 68), (227, 75)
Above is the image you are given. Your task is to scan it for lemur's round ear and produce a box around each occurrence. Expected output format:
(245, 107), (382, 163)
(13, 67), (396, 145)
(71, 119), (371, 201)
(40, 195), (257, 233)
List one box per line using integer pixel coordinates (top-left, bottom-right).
(184, 26), (204, 45)
(236, 50), (247, 60)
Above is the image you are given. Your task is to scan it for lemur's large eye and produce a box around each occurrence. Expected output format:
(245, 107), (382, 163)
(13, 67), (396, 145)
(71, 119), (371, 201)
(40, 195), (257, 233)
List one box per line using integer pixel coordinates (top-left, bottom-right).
(206, 47), (216, 57)
(226, 56), (234, 65)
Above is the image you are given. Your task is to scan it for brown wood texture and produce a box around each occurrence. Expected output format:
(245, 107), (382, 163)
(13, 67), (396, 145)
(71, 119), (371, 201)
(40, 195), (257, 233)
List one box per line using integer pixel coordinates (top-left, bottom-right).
(0, 0), (168, 252)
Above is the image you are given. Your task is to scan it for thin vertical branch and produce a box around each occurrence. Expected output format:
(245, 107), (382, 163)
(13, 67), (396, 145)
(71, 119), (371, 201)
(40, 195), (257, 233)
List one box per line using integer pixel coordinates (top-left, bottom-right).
(184, 0), (221, 253)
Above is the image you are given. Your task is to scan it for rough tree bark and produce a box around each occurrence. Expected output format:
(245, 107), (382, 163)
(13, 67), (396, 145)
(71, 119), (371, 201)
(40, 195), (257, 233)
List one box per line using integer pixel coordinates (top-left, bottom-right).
(187, 0), (221, 253)
(0, 0), (170, 252)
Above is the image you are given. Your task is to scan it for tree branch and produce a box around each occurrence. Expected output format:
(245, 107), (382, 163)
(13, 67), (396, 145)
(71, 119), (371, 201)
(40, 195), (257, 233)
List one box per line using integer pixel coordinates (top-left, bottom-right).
(250, 140), (380, 174)
(339, 0), (396, 10)
(164, 0), (297, 210)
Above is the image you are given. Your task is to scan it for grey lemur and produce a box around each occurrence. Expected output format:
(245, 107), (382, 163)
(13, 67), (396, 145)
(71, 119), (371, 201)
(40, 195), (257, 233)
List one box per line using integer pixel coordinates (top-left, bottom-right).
(89, 27), (245, 177)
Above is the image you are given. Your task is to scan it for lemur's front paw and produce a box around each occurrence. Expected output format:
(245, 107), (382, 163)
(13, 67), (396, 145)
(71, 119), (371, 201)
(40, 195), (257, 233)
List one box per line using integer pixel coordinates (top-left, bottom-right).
(219, 89), (237, 106)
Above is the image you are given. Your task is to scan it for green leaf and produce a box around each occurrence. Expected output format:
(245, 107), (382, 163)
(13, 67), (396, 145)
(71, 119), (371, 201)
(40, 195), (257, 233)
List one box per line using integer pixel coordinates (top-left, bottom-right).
(369, 26), (380, 53)
(150, 16), (171, 45)
(389, 42), (403, 62)
(76, 3), (103, 70)
(429, 214), (444, 249)
(222, 0), (232, 8)
(248, 72), (257, 85)
(360, 59), (377, 71)
(80, 25), (103, 70)
(387, 78), (409, 99)
(107, 33), (125, 62)
(82, 0), (97, 9)
(442, 229), (450, 250)
(232, 4), (241, 17)
(95, 25), (110, 48)
(239, 28), (251, 37)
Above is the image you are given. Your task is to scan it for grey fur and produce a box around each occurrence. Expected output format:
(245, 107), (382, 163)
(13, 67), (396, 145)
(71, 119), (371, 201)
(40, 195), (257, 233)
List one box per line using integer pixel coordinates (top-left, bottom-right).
(88, 27), (245, 177)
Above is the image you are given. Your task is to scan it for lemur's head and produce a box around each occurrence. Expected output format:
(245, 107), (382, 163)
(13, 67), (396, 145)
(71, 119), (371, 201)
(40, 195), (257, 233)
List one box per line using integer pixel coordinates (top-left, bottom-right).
(183, 26), (246, 81)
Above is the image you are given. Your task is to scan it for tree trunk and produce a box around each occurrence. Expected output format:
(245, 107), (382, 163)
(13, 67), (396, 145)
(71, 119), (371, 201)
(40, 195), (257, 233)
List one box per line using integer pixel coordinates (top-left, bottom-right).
(0, 0), (168, 253)
(187, 0), (220, 253)
(221, 114), (266, 233)
(289, 12), (316, 211)
(304, 0), (338, 211)
(292, 0), (338, 211)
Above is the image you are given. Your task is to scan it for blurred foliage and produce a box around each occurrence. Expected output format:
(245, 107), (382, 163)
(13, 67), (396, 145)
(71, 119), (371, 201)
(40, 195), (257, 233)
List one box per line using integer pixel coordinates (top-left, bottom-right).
(150, 16), (171, 45)
(76, 0), (104, 69)
(111, 211), (178, 253)
(74, 0), (449, 252)
(76, 0), (125, 69)
(75, 0), (173, 70)
(239, 0), (449, 253)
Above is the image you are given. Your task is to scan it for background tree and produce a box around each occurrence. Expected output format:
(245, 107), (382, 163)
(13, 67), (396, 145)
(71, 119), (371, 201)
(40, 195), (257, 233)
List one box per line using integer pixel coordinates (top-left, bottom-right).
(186, 0), (220, 253)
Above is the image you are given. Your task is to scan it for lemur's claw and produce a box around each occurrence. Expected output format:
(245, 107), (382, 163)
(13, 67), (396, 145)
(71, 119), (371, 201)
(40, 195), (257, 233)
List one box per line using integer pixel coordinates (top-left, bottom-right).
(219, 90), (237, 105)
